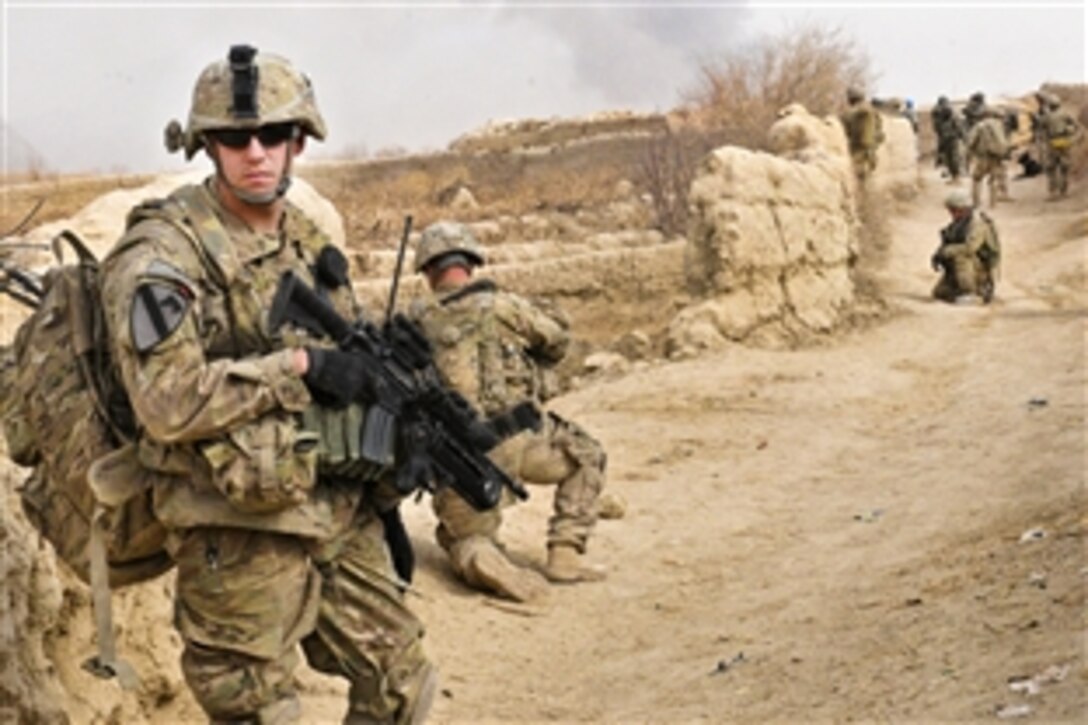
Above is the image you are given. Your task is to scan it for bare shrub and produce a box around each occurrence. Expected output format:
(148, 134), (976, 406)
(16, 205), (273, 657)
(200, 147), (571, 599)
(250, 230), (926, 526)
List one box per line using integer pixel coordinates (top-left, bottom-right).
(638, 128), (720, 238)
(683, 24), (874, 151)
(636, 24), (873, 240)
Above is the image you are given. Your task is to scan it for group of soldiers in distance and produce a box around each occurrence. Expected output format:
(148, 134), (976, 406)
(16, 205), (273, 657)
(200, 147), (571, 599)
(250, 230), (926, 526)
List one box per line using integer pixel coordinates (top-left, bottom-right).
(931, 89), (1082, 205)
(842, 85), (1081, 309)
(929, 89), (1081, 306)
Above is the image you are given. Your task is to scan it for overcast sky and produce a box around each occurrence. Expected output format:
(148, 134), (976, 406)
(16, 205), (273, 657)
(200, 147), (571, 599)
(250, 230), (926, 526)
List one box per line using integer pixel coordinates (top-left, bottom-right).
(1, 1), (1084, 175)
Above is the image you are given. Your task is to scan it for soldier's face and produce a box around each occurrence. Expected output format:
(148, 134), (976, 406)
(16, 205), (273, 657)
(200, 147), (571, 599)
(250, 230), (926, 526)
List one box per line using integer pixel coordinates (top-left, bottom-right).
(207, 126), (303, 201)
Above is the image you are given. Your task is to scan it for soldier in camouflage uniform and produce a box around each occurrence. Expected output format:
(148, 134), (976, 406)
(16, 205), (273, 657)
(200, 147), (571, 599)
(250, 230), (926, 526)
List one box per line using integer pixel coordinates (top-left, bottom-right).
(962, 91), (988, 131)
(931, 96), (965, 182)
(98, 45), (435, 723)
(1040, 94), (1082, 199)
(408, 222), (608, 601)
(931, 190), (1001, 304)
(840, 86), (884, 184)
(965, 107), (1012, 207)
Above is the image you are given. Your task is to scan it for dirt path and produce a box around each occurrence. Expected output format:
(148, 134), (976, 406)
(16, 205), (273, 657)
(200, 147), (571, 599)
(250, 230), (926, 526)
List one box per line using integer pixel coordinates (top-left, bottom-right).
(373, 169), (1084, 723)
(134, 167), (1085, 723)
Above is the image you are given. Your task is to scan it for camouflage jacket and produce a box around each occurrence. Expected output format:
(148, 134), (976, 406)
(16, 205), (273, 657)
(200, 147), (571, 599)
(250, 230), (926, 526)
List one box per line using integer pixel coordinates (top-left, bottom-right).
(840, 101), (884, 152)
(1042, 107), (1080, 142)
(966, 117), (1009, 159)
(936, 211), (1000, 272)
(932, 105), (964, 141)
(99, 179), (363, 537)
(409, 279), (569, 416)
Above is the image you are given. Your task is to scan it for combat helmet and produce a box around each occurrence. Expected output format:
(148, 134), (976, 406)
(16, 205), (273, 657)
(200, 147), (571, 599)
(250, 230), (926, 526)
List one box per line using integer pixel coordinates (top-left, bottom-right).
(414, 221), (486, 273)
(164, 44), (326, 160)
(944, 190), (973, 210)
(969, 91), (985, 105)
(846, 86), (865, 103)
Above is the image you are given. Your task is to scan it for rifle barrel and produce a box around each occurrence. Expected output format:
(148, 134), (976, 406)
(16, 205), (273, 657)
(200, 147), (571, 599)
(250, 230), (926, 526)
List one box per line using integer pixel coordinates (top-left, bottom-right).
(384, 215), (413, 325)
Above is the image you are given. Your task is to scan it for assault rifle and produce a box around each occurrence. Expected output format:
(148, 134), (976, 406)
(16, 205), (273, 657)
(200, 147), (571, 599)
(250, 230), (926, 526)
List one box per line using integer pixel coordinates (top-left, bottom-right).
(0, 199), (48, 308)
(268, 267), (536, 512)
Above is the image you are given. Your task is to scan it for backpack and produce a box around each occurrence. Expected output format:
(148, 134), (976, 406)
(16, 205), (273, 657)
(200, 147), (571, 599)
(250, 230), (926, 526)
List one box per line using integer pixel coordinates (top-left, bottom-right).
(973, 119), (1009, 157)
(0, 230), (173, 686)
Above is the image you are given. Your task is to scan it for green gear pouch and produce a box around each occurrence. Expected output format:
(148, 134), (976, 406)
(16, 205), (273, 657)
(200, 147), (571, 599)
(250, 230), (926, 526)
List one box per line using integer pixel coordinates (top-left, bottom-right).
(198, 414), (319, 514)
(301, 402), (385, 481)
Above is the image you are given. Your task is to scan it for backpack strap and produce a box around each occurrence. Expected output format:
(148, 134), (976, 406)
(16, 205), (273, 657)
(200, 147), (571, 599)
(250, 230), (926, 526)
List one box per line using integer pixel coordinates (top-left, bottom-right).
(84, 506), (140, 690)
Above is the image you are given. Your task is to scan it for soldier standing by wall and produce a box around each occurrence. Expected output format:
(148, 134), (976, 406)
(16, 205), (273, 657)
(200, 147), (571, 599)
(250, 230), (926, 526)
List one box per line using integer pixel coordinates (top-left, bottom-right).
(98, 45), (436, 723)
(409, 222), (608, 602)
(840, 87), (884, 184)
(931, 96), (965, 183)
(1040, 94), (1082, 199)
(931, 191), (1001, 304)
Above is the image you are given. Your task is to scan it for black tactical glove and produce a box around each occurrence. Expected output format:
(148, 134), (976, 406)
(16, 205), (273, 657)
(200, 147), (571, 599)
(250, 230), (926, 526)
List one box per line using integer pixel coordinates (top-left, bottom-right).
(303, 348), (371, 409)
(930, 253), (942, 272)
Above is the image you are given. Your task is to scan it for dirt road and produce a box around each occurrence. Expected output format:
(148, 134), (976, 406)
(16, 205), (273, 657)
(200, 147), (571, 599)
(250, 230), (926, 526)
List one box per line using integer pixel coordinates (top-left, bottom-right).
(56, 165), (1081, 723)
(364, 168), (1084, 723)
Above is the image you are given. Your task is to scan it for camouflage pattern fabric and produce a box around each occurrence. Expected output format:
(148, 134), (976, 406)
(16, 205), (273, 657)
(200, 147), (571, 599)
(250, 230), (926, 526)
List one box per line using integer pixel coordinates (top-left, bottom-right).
(966, 118), (1011, 207)
(933, 211), (1000, 302)
(840, 101), (883, 181)
(412, 280), (605, 555)
(1042, 106), (1081, 196)
(165, 46), (326, 160)
(931, 102), (965, 179)
(99, 178), (432, 723)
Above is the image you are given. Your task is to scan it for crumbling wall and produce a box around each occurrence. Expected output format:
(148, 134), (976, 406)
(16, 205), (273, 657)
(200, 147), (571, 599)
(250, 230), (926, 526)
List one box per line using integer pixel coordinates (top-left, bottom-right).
(0, 472), (67, 724)
(448, 110), (667, 154)
(873, 114), (921, 196)
(665, 103), (921, 357)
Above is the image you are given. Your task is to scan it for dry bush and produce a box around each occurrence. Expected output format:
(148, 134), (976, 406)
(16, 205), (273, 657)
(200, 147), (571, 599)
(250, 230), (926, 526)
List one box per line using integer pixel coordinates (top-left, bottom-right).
(636, 24), (872, 239)
(638, 128), (722, 238)
(683, 24), (873, 151)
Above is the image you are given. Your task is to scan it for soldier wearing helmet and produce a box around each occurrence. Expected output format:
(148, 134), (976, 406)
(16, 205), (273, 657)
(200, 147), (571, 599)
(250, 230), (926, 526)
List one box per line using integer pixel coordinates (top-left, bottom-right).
(965, 103), (1012, 207)
(840, 86), (884, 184)
(931, 190), (1001, 303)
(963, 91), (988, 130)
(1038, 92), (1082, 198)
(98, 45), (436, 722)
(931, 95), (965, 182)
(409, 221), (609, 601)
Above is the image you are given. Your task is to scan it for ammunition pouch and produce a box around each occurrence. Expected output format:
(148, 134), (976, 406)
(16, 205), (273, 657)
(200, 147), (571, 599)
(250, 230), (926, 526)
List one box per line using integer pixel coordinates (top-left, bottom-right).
(301, 402), (387, 482)
(198, 414), (318, 514)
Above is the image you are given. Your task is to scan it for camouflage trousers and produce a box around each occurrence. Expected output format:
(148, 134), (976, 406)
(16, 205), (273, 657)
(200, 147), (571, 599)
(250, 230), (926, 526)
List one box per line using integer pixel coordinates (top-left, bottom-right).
(433, 412), (606, 559)
(936, 136), (963, 179)
(970, 154), (1009, 207)
(171, 511), (435, 724)
(933, 252), (985, 302)
(1046, 145), (1072, 196)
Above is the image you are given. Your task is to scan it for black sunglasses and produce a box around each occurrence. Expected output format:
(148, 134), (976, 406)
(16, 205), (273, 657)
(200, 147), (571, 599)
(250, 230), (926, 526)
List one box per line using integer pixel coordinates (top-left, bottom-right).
(207, 123), (298, 150)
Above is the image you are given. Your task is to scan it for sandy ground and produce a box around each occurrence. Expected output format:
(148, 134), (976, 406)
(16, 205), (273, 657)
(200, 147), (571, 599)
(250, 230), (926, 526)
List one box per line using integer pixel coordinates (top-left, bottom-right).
(279, 168), (1088, 722)
(47, 166), (1084, 723)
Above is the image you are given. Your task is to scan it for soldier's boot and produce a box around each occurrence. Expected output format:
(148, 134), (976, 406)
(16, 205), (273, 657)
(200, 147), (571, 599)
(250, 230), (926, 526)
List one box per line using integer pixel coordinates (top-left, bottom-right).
(450, 536), (549, 602)
(545, 544), (607, 584)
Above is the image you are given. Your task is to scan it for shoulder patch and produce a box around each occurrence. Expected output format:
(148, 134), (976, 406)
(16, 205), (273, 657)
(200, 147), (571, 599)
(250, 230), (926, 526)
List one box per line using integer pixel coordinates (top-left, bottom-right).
(130, 281), (193, 353)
